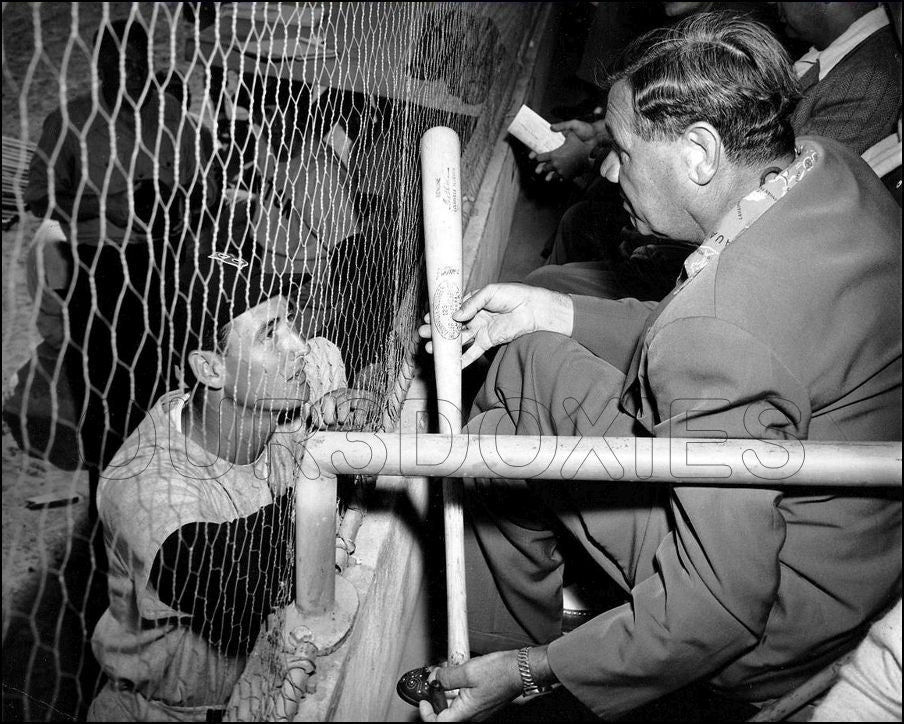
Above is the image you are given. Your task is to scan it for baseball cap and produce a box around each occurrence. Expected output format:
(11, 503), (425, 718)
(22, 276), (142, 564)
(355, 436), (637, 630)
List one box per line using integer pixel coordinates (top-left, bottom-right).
(172, 242), (313, 358)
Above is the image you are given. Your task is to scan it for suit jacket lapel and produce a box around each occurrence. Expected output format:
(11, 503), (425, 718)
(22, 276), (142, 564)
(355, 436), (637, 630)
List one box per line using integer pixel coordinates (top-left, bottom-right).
(619, 289), (678, 422)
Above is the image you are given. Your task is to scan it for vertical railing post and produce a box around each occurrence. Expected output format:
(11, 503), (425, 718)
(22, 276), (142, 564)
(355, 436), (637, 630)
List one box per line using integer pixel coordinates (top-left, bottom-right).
(295, 469), (338, 614)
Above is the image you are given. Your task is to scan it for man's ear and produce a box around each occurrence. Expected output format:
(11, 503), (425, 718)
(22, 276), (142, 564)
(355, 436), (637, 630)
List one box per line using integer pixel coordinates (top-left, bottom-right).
(681, 122), (721, 186)
(187, 350), (226, 389)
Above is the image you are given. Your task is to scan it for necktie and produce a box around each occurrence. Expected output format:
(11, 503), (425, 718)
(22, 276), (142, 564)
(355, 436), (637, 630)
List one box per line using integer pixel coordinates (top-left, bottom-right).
(799, 59), (820, 92)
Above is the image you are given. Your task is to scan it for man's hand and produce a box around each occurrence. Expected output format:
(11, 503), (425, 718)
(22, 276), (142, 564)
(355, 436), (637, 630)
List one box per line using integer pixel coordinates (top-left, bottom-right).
(310, 387), (379, 430)
(418, 283), (574, 368)
(531, 118), (607, 181)
(418, 651), (523, 722)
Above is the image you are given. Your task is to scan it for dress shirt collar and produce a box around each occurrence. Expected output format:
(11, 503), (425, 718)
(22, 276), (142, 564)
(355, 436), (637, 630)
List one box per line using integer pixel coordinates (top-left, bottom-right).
(792, 6), (889, 81)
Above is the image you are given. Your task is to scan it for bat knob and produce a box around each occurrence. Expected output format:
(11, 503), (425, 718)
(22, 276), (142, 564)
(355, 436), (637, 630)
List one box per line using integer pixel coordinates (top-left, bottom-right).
(396, 665), (448, 713)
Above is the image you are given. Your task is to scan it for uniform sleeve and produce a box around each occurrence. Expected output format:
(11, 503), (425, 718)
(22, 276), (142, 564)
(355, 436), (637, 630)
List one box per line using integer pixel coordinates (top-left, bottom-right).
(150, 493), (295, 656)
(101, 446), (292, 658)
(99, 460), (213, 619)
(547, 317), (806, 717)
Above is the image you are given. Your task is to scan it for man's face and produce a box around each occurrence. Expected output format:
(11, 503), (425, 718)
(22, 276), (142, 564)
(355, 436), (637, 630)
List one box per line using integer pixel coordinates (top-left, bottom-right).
(599, 80), (690, 239)
(775, 3), (824, 43)
(221, 296), (312, 412)
(99, 38), (149, 104)
(661, 2), (707, 18)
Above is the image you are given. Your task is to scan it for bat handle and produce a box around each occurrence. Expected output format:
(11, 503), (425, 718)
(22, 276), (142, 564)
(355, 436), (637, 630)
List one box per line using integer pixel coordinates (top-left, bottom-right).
(444, 476), (469, 665)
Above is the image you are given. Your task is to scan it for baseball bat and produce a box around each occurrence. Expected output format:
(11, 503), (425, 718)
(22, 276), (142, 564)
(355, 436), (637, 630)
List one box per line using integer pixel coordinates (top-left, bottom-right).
(420, 126), (469, 666)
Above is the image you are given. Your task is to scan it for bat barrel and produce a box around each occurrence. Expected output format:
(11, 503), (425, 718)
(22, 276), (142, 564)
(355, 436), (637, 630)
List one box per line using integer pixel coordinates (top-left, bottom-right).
(421, 126), (464, 434)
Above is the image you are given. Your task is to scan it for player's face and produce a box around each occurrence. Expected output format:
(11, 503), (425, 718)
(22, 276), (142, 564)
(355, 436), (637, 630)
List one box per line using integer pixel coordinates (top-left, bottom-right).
(221, 296), (311, 412)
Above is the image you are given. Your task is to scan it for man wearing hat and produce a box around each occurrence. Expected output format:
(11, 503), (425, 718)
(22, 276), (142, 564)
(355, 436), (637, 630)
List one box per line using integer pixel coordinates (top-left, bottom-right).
(87, 247), (370, 721)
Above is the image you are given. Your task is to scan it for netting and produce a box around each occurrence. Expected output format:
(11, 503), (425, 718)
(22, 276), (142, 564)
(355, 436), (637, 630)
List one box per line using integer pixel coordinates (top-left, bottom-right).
(1, 1), (542, 720)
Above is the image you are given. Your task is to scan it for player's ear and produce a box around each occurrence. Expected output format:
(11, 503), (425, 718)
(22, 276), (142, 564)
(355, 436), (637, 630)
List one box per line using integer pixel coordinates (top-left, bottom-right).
(187, 350), (226, 389)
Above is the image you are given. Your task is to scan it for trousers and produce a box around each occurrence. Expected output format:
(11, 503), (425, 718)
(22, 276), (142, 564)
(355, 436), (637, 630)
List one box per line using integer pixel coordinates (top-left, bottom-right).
(462, 332), (669, 652)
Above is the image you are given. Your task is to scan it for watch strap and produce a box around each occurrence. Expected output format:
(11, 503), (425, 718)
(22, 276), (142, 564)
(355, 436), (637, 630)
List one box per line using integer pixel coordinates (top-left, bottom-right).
(516, 646), (550, 697)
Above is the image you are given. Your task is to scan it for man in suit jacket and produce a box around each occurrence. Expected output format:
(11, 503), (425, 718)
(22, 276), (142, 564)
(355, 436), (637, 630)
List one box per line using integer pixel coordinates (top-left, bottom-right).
(529, 3), (902, 302)
(779, 2), (901, 155)
(415, 14), (902, 721)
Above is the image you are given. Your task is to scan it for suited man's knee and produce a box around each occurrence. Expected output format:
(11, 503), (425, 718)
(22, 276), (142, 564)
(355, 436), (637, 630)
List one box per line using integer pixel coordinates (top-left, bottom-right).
(524, 265), (564, 291)
(503, 331), (574, 371)
(558, 200), (591, 242)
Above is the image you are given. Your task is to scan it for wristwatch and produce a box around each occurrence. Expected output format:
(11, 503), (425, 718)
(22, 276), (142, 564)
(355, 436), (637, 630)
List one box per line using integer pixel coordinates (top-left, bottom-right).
(516, 647), (552, 697)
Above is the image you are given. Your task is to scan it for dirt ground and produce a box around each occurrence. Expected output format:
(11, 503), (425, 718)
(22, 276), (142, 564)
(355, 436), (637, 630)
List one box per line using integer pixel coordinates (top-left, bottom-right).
(2, 4), (196, 719)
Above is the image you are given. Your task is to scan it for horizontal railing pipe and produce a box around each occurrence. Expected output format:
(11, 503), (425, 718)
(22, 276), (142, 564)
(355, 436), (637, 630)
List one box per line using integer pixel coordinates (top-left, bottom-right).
(300, 433), (902, 487)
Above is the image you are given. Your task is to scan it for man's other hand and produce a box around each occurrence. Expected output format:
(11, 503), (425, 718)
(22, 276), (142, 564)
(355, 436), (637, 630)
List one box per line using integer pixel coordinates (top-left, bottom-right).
(418, 650), (523, 722)
(531, 118), (607, 181)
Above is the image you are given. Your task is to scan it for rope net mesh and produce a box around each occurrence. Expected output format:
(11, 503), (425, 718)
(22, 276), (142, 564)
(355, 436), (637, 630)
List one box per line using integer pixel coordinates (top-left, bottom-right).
(1, 2), (541, 719)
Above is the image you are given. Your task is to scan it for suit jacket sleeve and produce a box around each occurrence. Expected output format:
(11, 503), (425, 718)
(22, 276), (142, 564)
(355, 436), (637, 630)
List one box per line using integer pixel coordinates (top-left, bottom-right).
(570, 294), (657, 373)
(547, 316), (806, 717)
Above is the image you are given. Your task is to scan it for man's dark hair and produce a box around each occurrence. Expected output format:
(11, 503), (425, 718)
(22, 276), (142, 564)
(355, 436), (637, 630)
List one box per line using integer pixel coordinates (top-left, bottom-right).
(94, 18), (149, 59)
(611, 12), (801, 167)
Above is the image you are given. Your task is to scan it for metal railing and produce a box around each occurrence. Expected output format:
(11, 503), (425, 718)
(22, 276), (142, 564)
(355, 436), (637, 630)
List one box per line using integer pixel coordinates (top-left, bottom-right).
(254, 425), (900, 720)
(294, 432), (902, 611)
